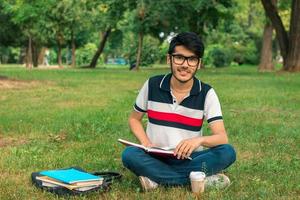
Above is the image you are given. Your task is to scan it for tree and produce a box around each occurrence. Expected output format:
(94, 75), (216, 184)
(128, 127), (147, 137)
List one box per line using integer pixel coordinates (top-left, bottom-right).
(2, 1), (41, 68)
(56, 0), (90, 68)
(44, 0), (86, 68)
(258, 19), (274, 71)
(128, 0), (234, 70)
(88, 0), (127, 68)
(2, 1), (54, 68)
(0, 3), (25, 64)
(0, 4), (23, 47)
(261, 0), (300, 71)
(259, 0), (276, 72)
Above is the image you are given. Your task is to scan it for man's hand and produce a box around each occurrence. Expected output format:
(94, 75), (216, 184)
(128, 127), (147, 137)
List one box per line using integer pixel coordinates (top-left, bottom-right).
(142, 142), (155, 148)
(174, 137), (203, 159)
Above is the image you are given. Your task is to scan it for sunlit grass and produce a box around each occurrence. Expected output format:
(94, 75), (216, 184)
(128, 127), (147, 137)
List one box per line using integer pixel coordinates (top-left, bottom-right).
(0, 65), (299, 199)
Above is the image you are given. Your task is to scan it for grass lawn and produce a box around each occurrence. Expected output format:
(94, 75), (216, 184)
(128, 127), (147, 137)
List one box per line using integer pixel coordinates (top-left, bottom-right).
(0, 65), (299, 199)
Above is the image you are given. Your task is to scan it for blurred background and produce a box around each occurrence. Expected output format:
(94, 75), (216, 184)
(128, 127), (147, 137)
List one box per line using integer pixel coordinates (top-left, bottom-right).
(0, 0), (298, 71)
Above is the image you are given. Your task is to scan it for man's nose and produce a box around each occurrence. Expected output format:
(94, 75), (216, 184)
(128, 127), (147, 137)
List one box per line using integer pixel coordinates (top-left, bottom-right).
(181, 59), (189, 67)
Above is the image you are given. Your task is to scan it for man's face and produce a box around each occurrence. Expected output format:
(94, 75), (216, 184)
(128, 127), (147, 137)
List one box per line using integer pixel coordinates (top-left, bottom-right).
(167, 45), (200, 84)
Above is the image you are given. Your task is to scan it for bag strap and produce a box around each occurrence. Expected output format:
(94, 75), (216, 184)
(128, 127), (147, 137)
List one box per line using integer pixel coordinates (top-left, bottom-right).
(92, 171), (122, 184)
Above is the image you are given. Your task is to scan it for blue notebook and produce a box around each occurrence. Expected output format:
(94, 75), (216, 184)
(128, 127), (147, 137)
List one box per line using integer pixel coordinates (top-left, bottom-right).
(40, 168), (102, 184)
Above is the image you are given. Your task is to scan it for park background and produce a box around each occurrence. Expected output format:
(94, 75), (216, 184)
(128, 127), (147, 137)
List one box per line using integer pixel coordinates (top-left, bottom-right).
(0, 0), (299, 199)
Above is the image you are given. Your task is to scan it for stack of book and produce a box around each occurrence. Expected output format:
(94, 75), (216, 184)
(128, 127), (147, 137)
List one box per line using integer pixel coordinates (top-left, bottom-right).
(36, 168), (104, 191)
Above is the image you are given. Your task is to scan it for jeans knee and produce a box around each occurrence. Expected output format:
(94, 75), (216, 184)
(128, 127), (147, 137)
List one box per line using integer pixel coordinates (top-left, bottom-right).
(121, 146), (141, 168)
(221, 144), (236, 165)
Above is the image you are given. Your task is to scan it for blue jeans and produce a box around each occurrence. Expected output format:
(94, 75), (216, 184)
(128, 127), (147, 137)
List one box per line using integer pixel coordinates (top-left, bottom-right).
(122, 144), (236, 185)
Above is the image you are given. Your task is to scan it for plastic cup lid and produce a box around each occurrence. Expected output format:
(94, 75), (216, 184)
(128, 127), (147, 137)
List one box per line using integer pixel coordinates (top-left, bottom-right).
(189, 171), (206, 180)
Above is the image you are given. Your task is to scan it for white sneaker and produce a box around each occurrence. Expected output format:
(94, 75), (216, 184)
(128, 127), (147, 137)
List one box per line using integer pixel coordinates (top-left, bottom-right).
(139, 176), (158, 192)
(205, 174), (231, 189)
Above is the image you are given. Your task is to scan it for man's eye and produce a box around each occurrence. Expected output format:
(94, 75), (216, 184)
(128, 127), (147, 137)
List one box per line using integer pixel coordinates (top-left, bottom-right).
(175, 55), (184, 60)
(189, 57), (198, 62)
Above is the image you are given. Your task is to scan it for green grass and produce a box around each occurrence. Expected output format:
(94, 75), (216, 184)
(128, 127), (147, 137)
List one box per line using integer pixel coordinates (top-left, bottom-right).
(0, 65), (299, 200)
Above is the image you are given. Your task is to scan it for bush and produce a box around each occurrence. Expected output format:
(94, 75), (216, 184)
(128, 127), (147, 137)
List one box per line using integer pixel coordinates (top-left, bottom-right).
(76, 43), (98, 66)
(205, 45), (232, 67)
(0, 47), (20, 64)
(244, 41), (260, 65)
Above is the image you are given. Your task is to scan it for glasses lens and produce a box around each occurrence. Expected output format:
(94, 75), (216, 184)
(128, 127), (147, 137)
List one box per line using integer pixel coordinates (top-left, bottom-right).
(188, 57), (199, 67)
(172, 54), (199, 67)
(173, 55), (185, 65)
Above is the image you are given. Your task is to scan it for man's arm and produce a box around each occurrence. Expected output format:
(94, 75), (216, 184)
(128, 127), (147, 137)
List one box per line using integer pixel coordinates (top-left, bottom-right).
(174, 121), (228, 159)
(128, 110), (153, 147)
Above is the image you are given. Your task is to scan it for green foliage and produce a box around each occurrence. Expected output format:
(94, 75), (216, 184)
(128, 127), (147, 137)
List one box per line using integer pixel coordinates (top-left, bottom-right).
(121, 33), (161, 66)
(243, 40), (260, 64)
(205, 44), (233, 67)
(203, 2), (263, 67)
(0, 47), (20, 64)
(76, 43), (98, 66)
(0, 0), (293, 68)
(158, 41), (169, 63)
(0, 3), (24, 46)
(48, 49), (57, 65)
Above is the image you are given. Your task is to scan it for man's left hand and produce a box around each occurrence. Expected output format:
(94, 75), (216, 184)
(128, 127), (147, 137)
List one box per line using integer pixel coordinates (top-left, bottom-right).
(174, 137), (202, 159)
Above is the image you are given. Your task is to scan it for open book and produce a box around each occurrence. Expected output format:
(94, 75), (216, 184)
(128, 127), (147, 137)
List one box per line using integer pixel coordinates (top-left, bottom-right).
(118, 138), (192, 160)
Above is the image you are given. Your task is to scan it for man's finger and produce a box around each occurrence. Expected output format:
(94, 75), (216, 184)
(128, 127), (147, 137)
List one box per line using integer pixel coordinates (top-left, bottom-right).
(181, 144), (191, 159)
(174, 141), (184, 155)
(177, 142), (188, 159)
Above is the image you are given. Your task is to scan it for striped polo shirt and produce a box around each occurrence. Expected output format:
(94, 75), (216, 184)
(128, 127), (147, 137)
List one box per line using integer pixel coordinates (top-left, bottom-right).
(134, 73), (223, 151)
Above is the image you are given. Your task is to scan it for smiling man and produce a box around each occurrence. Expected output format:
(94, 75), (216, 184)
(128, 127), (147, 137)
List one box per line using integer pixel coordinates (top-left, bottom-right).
(122, 32), (236, 191)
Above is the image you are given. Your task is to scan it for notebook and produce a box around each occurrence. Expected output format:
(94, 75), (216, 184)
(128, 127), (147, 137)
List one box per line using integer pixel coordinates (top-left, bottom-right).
(40, 168), (103, 184)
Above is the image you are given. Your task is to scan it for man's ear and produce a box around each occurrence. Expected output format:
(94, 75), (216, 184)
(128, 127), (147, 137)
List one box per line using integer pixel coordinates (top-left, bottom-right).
(167, 54), (171, 64)
(197, 59), (202, 70)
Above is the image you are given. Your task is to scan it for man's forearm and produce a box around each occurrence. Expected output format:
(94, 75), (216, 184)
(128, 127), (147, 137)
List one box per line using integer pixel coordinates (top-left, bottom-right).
(129, 117), (152, 146)
(198, 133), (228, 148)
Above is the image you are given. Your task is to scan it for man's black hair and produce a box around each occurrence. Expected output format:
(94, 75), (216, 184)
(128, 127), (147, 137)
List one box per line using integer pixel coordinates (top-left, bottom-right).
(168, 32), (204, 58)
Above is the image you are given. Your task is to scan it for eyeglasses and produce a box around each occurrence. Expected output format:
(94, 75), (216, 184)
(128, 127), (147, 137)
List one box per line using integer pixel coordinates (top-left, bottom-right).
(171, 54), (200, 67)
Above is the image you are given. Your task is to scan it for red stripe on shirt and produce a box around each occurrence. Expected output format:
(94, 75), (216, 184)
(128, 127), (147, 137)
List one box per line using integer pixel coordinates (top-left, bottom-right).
(147, 109), (203, 127)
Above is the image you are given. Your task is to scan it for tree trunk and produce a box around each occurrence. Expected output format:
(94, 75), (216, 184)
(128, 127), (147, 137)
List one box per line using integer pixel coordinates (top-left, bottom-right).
(71, 31), (76, 68)
(258, 22), (274, 71)
(19, 47), (26, 64)
(57, 40), (63, 68)
(89, 27), (111, 68)
(135, 31), (144, 70)
(32, 41), (40, 67)
(284, 0), (300, 71)
(38, 47), (46, 66)
(26, 36), (33, 69)
(262, 0), (300, 71)
(261, 0), (289, 64)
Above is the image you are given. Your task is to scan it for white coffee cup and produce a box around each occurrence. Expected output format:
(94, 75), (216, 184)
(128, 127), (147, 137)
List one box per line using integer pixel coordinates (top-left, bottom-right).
(189, 171), (206, 194)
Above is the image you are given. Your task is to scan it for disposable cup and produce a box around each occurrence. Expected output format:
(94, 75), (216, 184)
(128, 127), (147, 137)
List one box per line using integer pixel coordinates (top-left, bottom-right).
(189, 171), (206, 194)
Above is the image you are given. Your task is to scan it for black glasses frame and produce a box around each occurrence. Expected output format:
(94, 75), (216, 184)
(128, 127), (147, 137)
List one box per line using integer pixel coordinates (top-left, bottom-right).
(171, 54), (200, 67)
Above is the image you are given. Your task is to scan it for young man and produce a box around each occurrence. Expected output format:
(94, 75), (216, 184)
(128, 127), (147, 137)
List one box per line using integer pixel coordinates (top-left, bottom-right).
(122, 32), (236, 191)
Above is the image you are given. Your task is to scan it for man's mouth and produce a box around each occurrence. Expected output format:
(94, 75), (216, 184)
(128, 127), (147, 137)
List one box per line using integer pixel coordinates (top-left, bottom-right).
(177, 68), (190, 75)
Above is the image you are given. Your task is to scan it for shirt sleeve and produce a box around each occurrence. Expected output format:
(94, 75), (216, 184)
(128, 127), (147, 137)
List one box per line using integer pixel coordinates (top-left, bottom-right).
(204, 88), (223, 123)
(133, 80), (149, 113)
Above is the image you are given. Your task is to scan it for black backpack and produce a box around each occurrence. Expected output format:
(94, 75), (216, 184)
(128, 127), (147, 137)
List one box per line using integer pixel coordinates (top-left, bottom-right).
(31, 166), (122, 196)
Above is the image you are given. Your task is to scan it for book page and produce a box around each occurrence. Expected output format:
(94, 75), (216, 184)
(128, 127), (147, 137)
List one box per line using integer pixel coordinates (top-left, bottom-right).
(118, 139), (146, 150)
(150, 146), (174, 151)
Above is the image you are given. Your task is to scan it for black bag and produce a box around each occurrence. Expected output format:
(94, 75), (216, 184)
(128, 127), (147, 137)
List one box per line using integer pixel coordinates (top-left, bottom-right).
(31, 166), (122, 196)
